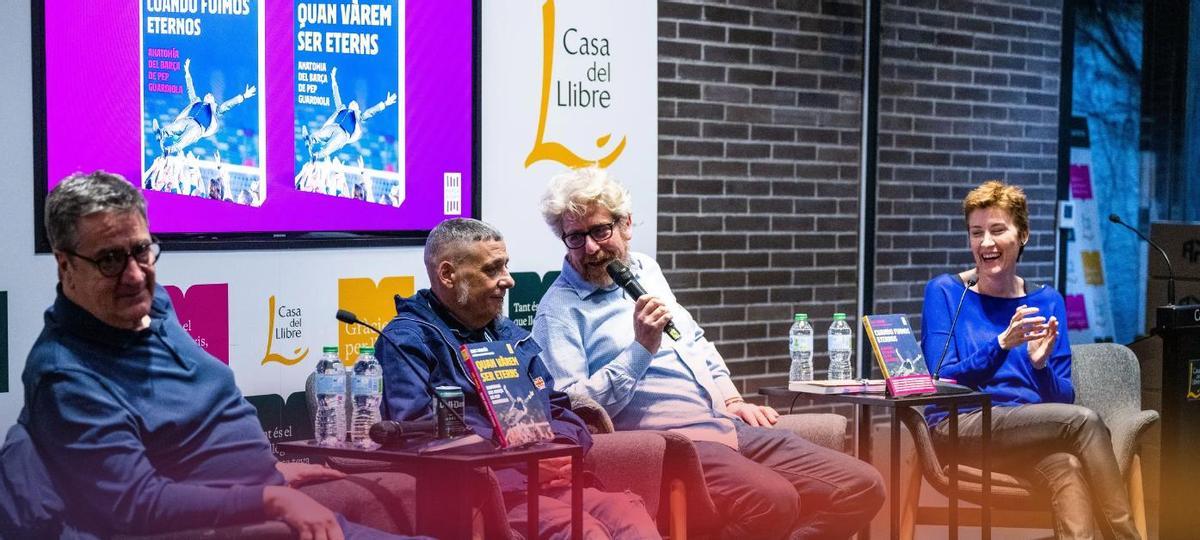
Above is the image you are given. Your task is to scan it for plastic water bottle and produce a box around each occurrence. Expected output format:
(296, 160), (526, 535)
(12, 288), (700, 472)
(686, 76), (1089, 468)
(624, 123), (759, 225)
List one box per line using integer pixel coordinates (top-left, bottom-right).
(788, 314), (814, 382)
(827, 313), (854, 380)
(350, 346), (383, 449)
(313, 346), (347, 446)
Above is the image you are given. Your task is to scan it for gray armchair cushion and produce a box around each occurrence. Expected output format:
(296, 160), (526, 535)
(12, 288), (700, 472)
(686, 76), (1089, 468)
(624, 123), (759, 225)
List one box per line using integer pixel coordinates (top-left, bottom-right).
(585, 432), (666, 516)
(1071, 343), (1161, 476)
(1103, 409), (1159, 477)
(566, 392), (615, 434)
(300, 472), (418, 535)
(774, 413), (847, 452)
(0, 423), (64, 538)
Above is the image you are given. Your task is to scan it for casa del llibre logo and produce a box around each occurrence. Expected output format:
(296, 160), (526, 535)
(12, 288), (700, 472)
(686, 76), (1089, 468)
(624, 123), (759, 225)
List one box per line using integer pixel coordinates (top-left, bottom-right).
(525, 0), (627, 169)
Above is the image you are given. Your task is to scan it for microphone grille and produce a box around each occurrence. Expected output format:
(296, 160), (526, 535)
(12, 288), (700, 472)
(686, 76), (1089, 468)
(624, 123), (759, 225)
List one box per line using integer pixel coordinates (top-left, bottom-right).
(1108, 214), (1121, 223)
(369, 421), (399, 444)
(605, 260), (631, 282)
(335, 309), (358, 324)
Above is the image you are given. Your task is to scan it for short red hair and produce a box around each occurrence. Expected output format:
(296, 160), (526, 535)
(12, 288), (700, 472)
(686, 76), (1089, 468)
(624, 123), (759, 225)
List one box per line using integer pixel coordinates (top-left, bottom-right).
(962, 180), (1029, 239)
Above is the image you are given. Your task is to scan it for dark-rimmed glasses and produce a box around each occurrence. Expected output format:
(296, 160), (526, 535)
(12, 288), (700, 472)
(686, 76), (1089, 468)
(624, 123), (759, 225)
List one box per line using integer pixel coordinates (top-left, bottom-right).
(561, 222), (616, 250)
(64, 239), (161, 278)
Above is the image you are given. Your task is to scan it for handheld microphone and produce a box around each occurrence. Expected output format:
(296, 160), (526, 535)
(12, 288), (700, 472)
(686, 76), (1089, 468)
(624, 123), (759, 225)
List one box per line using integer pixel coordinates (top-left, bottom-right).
(1108, 214), (1176, 305)
(932, 274), (977, 381)
(605, 260), (682, 341)
(335, 309), (475, 436)
(369, 420), (436, 447)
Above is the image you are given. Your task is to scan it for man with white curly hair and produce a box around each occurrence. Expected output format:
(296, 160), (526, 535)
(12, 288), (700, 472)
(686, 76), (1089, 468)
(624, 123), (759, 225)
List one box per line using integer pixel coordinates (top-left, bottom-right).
(533, 167), (884, 539)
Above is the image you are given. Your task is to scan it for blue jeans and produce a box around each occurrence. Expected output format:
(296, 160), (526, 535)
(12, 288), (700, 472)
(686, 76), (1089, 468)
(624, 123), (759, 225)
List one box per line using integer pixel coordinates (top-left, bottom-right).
(693, 422), (885, 540)
(933, 403), (1138, 540)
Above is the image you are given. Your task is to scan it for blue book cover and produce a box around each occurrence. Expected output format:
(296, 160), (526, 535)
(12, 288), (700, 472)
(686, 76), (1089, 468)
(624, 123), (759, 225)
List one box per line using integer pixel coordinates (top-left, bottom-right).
(459, 341), (554, 448)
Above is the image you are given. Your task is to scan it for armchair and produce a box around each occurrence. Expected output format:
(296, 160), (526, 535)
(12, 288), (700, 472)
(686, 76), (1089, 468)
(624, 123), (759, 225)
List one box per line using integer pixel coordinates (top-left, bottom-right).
(0, 422), (297, 540)
(897, 343), (1159, 539)
(568, 392), (849, 539)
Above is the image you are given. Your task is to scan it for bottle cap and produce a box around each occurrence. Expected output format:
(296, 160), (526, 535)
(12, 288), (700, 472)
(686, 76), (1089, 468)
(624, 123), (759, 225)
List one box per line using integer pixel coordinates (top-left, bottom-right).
(833, 313), (846, 320)
(322, 346), (338, 353)
(794, 313), (807, 321)
(358, 346), (375, 354)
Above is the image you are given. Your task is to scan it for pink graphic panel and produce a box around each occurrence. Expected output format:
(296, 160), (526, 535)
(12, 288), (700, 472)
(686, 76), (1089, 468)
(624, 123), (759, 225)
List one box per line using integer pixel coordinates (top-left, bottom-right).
(1069, 165), (1094, 200)
(165, 284), (230, 364)
(1065, 294), (1090, 331)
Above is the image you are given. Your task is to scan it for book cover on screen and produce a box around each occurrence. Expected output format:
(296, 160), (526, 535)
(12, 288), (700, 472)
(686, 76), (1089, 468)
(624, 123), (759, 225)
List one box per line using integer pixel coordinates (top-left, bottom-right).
(861, 314), (936, 396)
(460, 341), (555, 448)
(293, 0), (406, 208)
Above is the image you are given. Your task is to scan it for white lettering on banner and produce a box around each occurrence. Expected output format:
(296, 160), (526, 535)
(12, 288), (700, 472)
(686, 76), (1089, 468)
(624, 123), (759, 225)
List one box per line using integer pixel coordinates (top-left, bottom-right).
(1193, 308), (1199, 322)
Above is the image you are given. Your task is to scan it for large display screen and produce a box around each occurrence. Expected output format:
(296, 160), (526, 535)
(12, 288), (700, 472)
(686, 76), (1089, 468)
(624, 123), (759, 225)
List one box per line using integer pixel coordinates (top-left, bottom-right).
(34, 0), (477, 249)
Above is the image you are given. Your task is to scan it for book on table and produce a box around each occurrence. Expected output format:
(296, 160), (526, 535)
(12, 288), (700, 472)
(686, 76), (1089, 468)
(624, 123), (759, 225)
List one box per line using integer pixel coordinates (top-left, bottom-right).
(861, 314), (937, 396)
(459, 340), (555, 448)
(788, 379), (887, 394)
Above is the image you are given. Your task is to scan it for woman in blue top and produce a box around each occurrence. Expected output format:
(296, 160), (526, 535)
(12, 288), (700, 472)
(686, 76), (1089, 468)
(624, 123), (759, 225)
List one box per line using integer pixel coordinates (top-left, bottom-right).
(921, 181), (1137, 539)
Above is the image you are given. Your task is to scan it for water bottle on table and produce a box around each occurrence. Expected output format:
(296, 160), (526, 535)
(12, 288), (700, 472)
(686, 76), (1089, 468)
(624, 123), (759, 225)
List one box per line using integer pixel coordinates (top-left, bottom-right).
(350, 346), (383, 449)
(313, 346), (347, 446)
(827, 313), (854, 380)
(788, 313), (814, 382)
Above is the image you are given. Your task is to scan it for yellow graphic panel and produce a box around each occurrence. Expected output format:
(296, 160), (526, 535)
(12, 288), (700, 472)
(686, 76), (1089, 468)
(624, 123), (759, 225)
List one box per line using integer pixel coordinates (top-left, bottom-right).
(338, 276), (415, 365)
(1081, 251), (1105, 286)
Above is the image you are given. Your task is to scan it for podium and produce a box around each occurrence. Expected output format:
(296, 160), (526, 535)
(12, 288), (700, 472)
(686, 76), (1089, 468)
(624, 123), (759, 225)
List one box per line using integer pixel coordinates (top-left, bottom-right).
(1155, 304), (1200, 539)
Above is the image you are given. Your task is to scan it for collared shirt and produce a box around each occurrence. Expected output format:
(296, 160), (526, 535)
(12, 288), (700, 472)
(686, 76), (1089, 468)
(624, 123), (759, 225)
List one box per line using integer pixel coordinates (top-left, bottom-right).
(533, 252), (740, 449)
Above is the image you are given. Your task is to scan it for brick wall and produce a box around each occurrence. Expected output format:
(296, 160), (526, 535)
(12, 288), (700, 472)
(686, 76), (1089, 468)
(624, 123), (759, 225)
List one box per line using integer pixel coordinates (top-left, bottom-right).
(874, 1), (1063, 331)
(657, 0), (1063, 397)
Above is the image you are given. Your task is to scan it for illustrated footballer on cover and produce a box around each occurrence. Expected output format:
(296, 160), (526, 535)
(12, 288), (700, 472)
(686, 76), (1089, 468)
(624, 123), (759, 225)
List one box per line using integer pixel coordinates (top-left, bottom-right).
(862, 314), (936, 396)
(459, 341), (555, 448)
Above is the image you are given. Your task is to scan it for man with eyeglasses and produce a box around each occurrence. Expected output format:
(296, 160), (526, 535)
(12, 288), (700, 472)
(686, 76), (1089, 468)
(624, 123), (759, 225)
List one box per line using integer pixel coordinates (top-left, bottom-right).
(13, 171), (417, 539)
(532, 167), (884, 539)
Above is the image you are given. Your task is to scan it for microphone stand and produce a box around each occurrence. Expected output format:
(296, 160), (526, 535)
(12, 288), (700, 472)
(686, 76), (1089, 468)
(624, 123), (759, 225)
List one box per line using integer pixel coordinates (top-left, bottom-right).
(1109, 214), (1176, 306)
(931, 276), (976, 395)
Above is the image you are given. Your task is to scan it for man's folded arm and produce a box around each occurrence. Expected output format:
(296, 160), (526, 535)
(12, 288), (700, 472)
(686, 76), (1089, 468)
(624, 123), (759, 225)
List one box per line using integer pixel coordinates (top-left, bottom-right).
(29, 371), (266, 533)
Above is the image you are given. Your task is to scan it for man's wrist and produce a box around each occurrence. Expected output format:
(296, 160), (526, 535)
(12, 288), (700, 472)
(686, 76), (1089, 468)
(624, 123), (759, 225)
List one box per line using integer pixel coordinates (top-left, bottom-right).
(724, 396), (745, 407)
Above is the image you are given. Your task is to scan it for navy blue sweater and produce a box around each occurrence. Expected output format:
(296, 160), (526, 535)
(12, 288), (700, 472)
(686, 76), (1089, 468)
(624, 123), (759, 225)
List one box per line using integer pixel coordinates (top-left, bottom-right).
(376, 289), (592, 492)
(921, 274), (1075, 426)
(22, 286), (283, 536)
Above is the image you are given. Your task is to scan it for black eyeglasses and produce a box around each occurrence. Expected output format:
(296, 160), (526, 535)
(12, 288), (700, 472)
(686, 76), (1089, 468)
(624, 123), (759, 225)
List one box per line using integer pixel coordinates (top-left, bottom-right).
(562, 222), (616, 249)
(64, 239), (161, 278)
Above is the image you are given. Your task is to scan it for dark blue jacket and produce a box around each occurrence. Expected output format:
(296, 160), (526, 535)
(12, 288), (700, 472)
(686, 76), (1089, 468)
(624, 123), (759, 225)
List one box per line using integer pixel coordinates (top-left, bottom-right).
(19, 286), (283, 537)
(375, 289), (592, 491)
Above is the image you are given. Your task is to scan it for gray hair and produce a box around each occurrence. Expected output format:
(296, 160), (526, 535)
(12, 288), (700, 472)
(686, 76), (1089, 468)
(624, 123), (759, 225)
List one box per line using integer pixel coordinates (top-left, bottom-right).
(424, 218), (504, 271)
(45, 171), (146, 251)
(540, 167), (632, 234)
